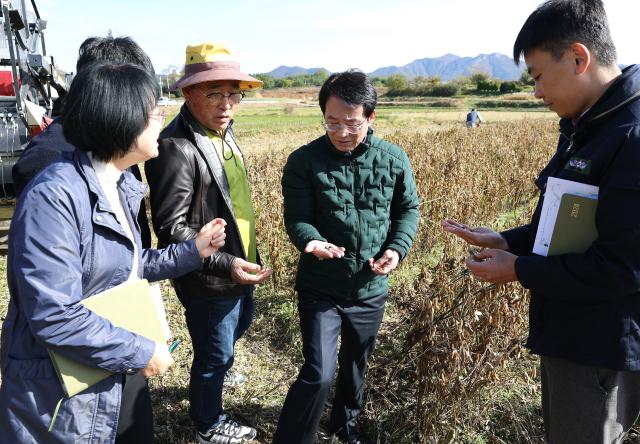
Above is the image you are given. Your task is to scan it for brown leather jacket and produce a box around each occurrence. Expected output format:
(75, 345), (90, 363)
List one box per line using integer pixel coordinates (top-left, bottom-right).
(145, 105), (258, 298)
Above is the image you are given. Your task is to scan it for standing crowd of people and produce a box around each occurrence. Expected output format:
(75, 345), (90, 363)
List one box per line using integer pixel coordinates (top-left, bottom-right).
(1, 1), (640, 443)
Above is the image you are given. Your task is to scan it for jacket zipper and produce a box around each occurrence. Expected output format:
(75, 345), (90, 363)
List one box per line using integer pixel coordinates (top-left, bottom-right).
(545, 130), (577, 185)
(560, 131), (575, 154)
(350, 159), (360, 280)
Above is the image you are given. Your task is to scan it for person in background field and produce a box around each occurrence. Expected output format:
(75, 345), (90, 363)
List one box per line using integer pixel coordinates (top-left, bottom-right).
(465, 108), (483, 128)
(0, 62), (227, 443)
(145, 42), (272, 444)
(443, 1), (640, 442)
(12, 35), (154, 249)
(273, 70), (419, 444)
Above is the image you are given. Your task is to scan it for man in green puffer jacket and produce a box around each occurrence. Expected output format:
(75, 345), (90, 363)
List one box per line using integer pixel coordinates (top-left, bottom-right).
(273, 70), (419, 444)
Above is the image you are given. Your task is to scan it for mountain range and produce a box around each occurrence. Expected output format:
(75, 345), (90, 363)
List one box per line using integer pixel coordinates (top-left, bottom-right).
(261, 53), (524, 81)
(265, 66), (328, 78)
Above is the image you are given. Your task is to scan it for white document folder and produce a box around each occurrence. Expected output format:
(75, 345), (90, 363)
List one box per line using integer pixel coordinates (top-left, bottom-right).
(533, 177), (599, 256)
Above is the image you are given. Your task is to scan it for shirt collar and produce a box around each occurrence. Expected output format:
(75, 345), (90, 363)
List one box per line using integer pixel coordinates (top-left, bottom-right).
(88, 153), (123, 185)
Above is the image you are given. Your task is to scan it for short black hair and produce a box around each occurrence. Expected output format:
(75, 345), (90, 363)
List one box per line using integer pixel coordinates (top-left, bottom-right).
(513, 0), (617, 66)
(62, 62), (159, 162)
(319, 69), (377, 118)
(76, 36), (155, 75)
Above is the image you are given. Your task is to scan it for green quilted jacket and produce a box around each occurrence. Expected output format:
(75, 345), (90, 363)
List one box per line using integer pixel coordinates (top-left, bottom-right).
(282, 129), (420, 301)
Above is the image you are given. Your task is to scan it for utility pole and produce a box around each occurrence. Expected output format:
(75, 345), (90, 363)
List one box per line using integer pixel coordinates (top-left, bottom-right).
(157, 75), (164, 98)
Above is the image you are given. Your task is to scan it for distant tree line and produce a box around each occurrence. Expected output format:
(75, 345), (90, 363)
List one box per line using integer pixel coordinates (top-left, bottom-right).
(158, 68), (535, 99)
(383, 71), (535, 97)
(252, 69), (330, 89)
(246, 70), (535, 97)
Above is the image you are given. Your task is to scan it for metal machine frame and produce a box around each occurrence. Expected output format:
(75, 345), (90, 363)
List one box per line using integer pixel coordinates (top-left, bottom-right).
(0, 0), (64, 194)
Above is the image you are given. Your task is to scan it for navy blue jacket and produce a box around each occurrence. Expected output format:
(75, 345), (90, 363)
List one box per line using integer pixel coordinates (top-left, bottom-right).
(0, 149), (203, 442)
(502, 65), (640, 371)
(12, 120), (152, 248)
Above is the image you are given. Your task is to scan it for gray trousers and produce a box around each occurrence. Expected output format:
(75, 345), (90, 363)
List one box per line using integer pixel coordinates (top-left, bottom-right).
(541, 355), (640, 444)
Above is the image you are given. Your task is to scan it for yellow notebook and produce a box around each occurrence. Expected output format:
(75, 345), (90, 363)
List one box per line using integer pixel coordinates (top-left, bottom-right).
(48, 279), (170, 397)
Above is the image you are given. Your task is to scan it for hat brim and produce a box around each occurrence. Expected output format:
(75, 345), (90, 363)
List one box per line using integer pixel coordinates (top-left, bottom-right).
(171, 69), (262, 92)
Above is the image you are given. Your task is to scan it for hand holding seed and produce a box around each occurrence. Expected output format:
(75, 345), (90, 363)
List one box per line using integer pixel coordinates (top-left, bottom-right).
(368, 249), (400, 275)
(305, 240), (345, 259)
(465, 248), (518, 284)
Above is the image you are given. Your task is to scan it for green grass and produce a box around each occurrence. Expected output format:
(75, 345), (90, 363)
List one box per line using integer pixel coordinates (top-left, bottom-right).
(234, 112), (321, 137)
(163, 98), (556, 141)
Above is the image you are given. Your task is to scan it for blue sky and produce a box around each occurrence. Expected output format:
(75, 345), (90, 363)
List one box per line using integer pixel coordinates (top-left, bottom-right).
(36, 0), (640, 75)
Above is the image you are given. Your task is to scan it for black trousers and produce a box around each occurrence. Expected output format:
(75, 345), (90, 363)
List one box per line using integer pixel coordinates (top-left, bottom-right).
(115, 372), (154, 444)
(273, 291), (387, 444)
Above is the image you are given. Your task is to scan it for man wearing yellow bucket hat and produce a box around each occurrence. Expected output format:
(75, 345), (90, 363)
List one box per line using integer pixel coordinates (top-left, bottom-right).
(145, 42), (271, 444)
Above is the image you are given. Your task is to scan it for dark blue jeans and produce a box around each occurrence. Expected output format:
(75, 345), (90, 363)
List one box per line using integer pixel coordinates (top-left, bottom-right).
(273, 291), (387, 444)
(177, 289), (254, 432)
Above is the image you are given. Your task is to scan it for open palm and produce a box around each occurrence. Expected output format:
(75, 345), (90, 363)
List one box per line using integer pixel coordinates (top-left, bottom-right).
(442, 219), (509, 250)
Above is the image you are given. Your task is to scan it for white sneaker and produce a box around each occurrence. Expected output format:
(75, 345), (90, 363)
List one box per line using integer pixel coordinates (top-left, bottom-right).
(196, 416), (256, 443)
(223, 371), (246, 387)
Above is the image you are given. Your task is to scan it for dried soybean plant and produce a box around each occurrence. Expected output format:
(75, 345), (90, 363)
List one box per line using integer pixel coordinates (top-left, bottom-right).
(389, 121), (556, 442)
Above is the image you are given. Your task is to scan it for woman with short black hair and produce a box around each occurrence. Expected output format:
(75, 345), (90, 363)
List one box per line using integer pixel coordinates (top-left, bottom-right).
(63, 62), (160, 161)
(0, 61), (226, 443)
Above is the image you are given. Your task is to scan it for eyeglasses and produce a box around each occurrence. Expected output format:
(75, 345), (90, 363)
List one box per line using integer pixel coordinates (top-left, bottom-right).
(322, 119), (368, 134)
(149, 112), (166, 125)
(200, 90), (245, 105)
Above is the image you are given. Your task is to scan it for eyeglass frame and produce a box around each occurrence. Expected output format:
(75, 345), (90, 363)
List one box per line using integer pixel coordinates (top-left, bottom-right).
(321, 118), (370, 134)
(198, 89), (246, 105)
(149, 111), (167, 125)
